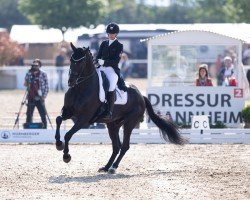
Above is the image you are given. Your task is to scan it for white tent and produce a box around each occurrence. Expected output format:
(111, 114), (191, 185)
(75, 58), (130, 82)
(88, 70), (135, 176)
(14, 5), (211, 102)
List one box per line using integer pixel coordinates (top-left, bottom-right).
(10, 25), (63, 43)
(10, 25), (92, 43)
(144, 30), (248, 127)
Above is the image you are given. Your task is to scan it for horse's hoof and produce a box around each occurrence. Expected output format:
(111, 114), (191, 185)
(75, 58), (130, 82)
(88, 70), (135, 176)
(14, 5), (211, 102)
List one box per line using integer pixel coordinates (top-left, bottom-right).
(63, 154), (71, 163)
(108, 167), (116, 174)
(56, 141), (64, 151)
(98, 167), (108, 173)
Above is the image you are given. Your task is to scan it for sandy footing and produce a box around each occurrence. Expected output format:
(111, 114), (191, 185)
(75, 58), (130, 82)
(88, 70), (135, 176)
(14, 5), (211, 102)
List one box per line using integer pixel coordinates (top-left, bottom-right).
(0, 144), (249, 200)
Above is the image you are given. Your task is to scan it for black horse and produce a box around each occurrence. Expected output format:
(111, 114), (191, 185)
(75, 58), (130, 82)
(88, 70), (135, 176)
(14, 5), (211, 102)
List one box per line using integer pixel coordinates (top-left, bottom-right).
(55, 43), (187, 174)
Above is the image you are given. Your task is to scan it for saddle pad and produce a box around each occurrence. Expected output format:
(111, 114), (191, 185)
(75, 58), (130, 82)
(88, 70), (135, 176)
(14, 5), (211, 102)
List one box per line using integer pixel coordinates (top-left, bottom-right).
(96, 69), (128, 105)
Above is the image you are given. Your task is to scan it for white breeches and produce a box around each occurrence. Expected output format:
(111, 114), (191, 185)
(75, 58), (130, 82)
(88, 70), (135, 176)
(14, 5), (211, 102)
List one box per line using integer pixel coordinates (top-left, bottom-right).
(99, 66), (118, 91)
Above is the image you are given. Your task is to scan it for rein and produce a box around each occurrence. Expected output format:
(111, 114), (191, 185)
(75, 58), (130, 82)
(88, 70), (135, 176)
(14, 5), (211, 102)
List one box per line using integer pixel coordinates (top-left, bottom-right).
(75, 70), (96, 86)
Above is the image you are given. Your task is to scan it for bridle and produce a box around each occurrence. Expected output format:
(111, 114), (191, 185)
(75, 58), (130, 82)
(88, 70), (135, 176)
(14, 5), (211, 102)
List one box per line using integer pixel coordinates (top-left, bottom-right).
(69, 50), (96, 87)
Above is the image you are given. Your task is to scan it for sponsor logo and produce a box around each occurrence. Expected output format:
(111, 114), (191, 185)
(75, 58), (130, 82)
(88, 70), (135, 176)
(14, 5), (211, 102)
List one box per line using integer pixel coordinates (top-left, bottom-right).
(1, 131), (11, 139)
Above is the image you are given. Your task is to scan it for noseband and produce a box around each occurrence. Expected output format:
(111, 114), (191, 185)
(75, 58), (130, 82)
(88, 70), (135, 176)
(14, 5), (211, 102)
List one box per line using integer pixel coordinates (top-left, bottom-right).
(70, 52), (96, 87)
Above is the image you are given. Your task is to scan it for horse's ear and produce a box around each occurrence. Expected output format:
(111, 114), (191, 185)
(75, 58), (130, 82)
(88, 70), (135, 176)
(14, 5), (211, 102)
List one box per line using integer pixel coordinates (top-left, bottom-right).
(70, 42), (77, 53)
(86, 46), (89, 51)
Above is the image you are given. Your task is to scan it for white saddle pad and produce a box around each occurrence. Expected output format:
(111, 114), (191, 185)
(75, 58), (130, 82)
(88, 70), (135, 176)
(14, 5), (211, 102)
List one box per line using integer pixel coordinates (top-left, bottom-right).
(96, 69), (128, 105)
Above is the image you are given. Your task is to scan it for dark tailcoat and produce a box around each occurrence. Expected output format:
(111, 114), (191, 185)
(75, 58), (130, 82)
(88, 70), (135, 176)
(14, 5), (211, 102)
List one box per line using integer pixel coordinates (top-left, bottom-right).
(96, 40), (123, 68)
(96, 39), (127, 91)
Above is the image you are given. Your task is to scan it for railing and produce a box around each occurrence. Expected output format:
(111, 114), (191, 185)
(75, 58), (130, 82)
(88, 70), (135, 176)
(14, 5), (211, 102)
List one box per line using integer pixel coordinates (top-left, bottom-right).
(0, 128), (250, 144)
(0, 60), (148, 90)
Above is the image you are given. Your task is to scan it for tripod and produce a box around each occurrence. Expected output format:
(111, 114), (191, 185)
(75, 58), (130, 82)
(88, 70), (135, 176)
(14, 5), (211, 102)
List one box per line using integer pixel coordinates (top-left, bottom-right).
(13, 90), (28, 129)
(41, 100), (54, 129)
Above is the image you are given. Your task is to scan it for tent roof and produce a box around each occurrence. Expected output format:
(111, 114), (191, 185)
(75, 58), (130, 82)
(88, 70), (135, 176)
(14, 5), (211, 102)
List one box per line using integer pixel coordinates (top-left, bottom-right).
(140, 23), (250, 43)
(9, 23), (250, 44)
(10, 25), (63, 43)
(140, 30), (245, 45)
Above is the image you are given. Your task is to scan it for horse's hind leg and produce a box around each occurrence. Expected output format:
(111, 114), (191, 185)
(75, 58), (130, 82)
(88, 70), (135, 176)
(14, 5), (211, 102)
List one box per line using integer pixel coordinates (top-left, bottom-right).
(98, 123), (121, 172)
(109, 113), (142, 174)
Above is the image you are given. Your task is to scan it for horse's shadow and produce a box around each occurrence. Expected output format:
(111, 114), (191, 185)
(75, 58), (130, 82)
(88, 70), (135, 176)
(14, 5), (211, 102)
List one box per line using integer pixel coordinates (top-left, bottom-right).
(49, 173), (134, 184)
(49, 170), (169, 184)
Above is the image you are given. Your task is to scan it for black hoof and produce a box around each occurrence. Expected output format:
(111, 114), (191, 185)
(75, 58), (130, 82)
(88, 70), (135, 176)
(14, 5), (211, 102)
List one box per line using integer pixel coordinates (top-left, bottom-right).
(108, 167), (116, 174)
(98, 167), (108, 173)
(63, 154), (71, 163)
(56, 141), (64, 151)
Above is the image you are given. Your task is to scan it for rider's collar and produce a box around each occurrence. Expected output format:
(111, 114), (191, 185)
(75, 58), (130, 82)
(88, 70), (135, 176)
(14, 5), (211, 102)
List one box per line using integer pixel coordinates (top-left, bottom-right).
(109, 38), (117, 46)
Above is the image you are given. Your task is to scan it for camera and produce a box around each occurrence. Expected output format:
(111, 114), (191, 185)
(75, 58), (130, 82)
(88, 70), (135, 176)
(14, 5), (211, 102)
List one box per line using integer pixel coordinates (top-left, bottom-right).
(30, 63), (40, 72)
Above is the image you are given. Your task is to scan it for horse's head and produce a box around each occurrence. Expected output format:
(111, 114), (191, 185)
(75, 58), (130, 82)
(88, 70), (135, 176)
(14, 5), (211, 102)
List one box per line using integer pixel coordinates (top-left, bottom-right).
(68, 42), (94, 87)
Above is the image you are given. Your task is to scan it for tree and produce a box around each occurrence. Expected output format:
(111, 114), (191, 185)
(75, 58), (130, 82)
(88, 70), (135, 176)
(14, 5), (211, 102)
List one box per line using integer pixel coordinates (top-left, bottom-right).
(232, 0), (250, 23)
(154, 4), (195, 24)
(0, 0), (30, 31)
(19, 0), (104, 39)
(0, 32), (25, 66)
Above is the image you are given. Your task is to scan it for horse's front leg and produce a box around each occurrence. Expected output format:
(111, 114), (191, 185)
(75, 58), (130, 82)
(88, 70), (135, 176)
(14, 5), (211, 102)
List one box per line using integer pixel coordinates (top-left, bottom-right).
(55, 107), (72, 151)
(63, 121), (85, 163)
(55, 115), (64, 150)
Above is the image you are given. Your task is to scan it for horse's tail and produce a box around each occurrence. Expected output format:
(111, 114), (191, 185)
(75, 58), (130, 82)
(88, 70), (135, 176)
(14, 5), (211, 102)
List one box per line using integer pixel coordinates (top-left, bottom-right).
(143, 96), (187, 145)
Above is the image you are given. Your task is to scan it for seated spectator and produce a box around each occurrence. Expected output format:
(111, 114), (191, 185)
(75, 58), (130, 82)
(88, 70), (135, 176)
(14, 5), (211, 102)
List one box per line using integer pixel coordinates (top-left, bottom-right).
(217, 56), (236, 86)
(196, 64), (213, 86)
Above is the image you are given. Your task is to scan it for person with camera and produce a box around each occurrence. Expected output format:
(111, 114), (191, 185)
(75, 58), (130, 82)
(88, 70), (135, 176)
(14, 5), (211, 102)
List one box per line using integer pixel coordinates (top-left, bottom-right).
(24, 59), (49, 129)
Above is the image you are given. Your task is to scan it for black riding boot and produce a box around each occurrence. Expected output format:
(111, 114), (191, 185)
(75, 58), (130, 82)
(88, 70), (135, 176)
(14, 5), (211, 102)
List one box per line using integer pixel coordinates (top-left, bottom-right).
(102, 91), (115, 120)
(114, 68), (127, 92)
(118, 76), (127, 92)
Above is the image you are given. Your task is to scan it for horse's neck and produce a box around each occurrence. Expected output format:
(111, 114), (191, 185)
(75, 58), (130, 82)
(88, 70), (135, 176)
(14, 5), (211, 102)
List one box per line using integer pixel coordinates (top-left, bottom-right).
(83, 54), (96, 76)
(79, 63), (98, 90)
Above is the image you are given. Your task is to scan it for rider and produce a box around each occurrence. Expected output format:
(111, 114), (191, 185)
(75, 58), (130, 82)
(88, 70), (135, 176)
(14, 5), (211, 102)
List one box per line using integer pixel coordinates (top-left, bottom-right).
(96, 22), (127, 120)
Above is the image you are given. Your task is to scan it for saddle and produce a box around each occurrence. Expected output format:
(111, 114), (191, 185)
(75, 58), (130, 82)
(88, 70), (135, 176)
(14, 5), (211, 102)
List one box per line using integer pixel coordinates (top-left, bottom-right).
(89, 69), (128, 123)
(96, 68), (128, 105)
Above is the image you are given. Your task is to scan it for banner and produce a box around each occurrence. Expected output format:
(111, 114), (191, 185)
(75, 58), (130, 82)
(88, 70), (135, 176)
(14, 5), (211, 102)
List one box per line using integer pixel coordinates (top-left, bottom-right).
(147, 86), (244, 127)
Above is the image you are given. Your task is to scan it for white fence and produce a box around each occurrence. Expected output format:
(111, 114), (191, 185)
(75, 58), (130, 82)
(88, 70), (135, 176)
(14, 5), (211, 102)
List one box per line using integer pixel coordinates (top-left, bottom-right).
(0, 60), (148, 90)
(0, 66), (69, 90)
(1, 128), (250, 144)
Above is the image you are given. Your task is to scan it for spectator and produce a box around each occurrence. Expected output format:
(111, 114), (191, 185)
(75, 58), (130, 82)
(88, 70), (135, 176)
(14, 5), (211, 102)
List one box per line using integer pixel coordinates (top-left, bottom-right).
(215, 54), (223, 74)
(243, 45), (250, 65)
(24, 59), (49, 128)
(119, 52), (131, 80)
(196, 64), (213, 86)
(217, 56), (236, 86)
(55, 48), (66, 91)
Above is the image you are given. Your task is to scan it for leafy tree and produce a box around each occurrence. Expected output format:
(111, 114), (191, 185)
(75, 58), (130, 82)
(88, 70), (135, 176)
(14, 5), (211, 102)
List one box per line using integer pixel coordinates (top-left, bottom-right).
(232, 0), (250, 23)
(0, 32), (25, 66)
(193, 0), (237, 23)
(0, 0), (30, 31)
(154, 4), (195, 24)
(19, 0), (104, 37)
(103, 0), (148, 24)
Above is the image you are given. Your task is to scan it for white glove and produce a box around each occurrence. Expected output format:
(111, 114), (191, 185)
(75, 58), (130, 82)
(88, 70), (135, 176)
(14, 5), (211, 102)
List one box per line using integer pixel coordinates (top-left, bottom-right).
(98, 59), (104, 65)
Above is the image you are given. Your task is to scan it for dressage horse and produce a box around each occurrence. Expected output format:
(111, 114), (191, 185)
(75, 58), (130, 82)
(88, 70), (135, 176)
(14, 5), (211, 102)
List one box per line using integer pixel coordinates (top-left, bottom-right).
(55, 43), (187, 173)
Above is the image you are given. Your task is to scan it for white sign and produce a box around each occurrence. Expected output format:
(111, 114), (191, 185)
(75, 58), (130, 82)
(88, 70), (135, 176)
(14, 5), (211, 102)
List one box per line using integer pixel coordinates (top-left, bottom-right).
(191, 115), (210, 130)
(0, 129), (58, 143)
(147, 86), (244, 127)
